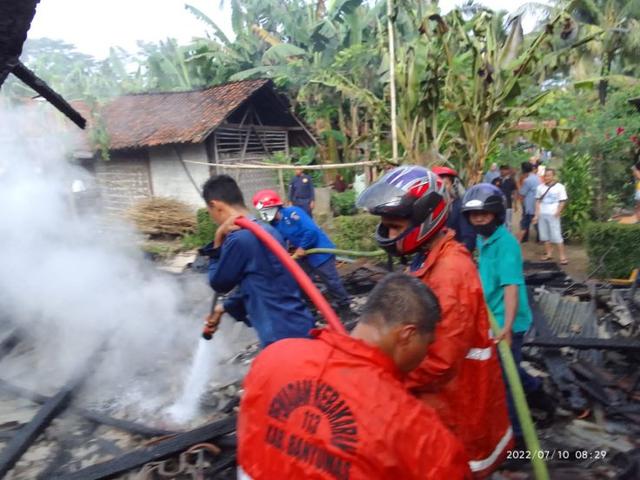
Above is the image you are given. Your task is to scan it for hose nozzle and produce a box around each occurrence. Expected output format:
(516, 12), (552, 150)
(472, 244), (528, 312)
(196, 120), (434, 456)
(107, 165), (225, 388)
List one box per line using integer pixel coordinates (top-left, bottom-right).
(202, 292), (220, 341)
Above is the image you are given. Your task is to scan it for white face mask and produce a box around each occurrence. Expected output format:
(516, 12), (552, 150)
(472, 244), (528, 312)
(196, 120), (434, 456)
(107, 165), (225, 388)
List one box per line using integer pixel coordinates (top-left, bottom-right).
(258, 207), (279, 222)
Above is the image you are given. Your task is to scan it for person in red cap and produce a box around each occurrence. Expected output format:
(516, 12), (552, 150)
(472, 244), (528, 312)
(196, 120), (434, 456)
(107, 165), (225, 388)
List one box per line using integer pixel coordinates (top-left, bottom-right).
(432, 166), (476, 251)
(357, 165), (513, 478)
(238, 272), (471, 480)
(253, 189), (352, 319)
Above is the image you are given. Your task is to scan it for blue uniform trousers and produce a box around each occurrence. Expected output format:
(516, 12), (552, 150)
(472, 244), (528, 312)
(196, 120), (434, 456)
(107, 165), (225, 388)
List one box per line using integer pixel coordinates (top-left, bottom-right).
(300, 257), (350, 309)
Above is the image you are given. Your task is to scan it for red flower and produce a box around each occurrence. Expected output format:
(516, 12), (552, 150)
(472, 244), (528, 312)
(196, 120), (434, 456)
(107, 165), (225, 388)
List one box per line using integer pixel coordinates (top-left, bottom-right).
(616, 126), (625, 135)
(631, 135), (638, 143)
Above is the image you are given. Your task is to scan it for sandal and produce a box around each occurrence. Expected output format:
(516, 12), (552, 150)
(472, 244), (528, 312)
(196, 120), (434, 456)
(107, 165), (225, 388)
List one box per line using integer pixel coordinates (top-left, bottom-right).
(540, 255), (552, 261)
(560, 259), (569, 265)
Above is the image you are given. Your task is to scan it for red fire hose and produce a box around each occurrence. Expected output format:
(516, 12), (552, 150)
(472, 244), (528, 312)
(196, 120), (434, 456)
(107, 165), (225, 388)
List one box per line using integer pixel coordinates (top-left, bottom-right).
(234, 216), (346, 335)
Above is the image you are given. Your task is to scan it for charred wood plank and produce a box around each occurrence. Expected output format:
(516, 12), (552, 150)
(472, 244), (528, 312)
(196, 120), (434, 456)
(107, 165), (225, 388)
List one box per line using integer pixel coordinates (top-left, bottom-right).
(206, 453), (236, 476)
(542, 354), (588, 411)
(0, 329), (20, 361)
(0, 379), (174, 437)
(11, 62), (86, 129)
(55, 416), (236, 480)
(0, 383), (75, 477)
(524, 337), (640, 351)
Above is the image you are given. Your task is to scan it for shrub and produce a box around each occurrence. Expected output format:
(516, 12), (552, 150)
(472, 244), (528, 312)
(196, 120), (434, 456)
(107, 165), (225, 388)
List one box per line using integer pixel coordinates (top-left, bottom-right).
(330, 190), (357, 216)
(182, 208), (217, 249)
(554, 87), (640, 219)
(559, 153), (593, 240)
(330, 214), (380, 251)
(584, 222), (640, 278)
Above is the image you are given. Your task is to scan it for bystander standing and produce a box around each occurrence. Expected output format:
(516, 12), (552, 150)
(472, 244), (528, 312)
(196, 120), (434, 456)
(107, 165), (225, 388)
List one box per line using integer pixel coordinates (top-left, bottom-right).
(533, 168), (568, 265)
(517, 162), (541, 243)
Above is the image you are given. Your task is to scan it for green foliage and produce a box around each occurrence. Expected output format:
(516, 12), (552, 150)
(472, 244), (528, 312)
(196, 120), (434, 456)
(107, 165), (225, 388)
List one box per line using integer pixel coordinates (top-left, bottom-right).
(489, 143), (532, 169)
(559, 153), (594, 240)
(330, 190), (357, 216)
(182, 208), (217, 249)
(330, 214), (379, 251)
(89, 100), (111, 161)
(584, 222), (640, 278)
(554, 86), (640, 218)
(142, 242), (182, 259)
(0, 39), (144, 102)
(268, 147), (323, 187)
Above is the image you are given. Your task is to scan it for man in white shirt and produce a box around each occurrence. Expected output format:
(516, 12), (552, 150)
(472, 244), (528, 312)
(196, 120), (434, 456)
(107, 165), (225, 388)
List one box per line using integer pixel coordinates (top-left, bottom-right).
(533, 168), (568, 264)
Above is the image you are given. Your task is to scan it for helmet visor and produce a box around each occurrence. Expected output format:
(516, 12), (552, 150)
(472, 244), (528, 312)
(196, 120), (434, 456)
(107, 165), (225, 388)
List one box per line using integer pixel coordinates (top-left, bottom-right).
(356, 180), (413, 217)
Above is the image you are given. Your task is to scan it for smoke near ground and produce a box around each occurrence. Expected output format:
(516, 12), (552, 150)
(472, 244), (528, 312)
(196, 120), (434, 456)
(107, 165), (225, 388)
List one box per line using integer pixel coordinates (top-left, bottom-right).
(0, 106), (246, 426)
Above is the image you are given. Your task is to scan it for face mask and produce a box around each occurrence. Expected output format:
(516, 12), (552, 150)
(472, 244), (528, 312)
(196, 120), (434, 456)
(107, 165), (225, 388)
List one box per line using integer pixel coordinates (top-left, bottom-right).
(473, 219), (499, 238)
(258, 207), (279, 223)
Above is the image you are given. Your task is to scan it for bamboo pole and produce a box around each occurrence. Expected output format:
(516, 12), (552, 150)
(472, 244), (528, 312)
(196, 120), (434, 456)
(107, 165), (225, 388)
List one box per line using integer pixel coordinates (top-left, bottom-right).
(182, 159), (380, 170)
(387, 0), (399, 164)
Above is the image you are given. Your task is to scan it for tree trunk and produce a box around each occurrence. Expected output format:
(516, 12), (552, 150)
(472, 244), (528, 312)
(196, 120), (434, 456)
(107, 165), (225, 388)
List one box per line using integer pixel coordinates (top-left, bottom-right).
(315, 116), (339, 183)
(598, 52), (612, 106)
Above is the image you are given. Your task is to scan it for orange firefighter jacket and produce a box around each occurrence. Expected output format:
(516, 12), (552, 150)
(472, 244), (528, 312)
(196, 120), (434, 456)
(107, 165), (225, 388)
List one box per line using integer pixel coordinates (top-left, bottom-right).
(238, 329), (472, 480)
(406, 229), (514, 478)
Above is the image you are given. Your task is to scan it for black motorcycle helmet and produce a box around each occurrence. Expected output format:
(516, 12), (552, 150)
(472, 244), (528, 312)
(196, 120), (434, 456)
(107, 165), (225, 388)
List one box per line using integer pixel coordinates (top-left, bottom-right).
(460, 183), (507, 224)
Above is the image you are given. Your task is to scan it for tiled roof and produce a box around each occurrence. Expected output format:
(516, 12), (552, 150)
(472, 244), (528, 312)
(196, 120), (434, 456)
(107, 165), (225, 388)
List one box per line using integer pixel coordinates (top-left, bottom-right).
(101, 79), (270, 150)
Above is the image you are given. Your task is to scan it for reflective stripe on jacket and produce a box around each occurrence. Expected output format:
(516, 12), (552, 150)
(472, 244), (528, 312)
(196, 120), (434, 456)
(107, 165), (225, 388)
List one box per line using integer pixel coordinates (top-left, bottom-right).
(239, 329), (472, 480)
(406, 229), (513, 478)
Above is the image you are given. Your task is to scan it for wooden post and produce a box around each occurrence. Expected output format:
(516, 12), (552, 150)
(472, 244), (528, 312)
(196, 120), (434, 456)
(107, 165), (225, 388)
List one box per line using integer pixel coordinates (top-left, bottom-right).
(278, 169), (286, 199)
(213, 133), (219, 176)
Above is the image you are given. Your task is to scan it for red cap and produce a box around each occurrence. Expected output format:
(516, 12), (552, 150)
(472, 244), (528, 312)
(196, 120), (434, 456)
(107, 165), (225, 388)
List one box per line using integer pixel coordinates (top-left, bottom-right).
(432, 166), (459, 178)
(252, 189), (284, 209)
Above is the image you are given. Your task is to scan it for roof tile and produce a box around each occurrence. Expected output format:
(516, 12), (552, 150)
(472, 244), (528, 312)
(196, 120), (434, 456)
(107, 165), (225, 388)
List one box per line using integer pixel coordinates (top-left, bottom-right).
(101, 79), (269, 150)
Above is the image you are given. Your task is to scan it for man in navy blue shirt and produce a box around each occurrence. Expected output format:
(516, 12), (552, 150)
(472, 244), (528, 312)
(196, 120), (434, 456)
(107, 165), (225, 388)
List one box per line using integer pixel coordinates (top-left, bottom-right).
(288, 168), (315, 216)
(201, 175), (315, 347)
(253, 189), (352, 318)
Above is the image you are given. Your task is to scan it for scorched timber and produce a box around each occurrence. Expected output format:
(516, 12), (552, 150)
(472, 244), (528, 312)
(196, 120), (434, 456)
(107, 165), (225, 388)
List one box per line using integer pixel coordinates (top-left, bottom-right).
(0, 379), (175, 438)
(0, 382), (76, 477)
(54, 416), (236, 480)
(524, 337), (640, 351)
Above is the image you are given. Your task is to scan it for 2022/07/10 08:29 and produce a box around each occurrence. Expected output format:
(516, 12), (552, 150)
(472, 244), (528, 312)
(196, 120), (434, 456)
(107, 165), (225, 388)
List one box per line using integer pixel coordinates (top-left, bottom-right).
(506, 450), (608, 460)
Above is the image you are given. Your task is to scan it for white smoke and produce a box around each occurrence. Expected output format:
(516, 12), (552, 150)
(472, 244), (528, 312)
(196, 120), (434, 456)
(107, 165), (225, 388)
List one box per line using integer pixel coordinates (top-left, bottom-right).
(0, 105), (243, 425)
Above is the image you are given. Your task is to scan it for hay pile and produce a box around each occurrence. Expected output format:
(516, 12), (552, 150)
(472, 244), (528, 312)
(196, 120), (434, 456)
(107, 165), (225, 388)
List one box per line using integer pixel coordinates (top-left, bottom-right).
(127, 197), (197, 237)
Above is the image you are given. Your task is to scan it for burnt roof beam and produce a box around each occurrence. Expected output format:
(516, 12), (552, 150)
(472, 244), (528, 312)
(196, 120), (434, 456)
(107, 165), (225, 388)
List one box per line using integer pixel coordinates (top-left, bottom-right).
(10, 61), (86, 129)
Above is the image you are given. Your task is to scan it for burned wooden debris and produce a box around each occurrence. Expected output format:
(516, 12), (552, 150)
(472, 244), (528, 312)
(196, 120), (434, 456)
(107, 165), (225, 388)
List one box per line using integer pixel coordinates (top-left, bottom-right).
(521, 262), (640, 438)
(0, 0), (86, 128)
(0, 366), (90, 478)
(0, 379), (176, 438)
(0, 259), (638, 479)
(55, 416), (236, 480)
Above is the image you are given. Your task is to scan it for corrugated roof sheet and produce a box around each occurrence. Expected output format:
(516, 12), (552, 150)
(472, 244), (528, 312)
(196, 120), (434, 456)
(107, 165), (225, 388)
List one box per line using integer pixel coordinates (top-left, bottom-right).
(101, 79), (270, 150)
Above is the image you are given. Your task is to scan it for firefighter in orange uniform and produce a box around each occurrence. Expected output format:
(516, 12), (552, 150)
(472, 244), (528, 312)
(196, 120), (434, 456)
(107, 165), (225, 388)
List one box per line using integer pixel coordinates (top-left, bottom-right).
(238, 273), (471, 480)
(357, 166), (513, 478)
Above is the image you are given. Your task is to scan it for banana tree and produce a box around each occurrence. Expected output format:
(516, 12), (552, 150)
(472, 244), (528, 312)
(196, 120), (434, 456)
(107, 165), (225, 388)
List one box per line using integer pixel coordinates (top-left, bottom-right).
(410, 7), (566, 181)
